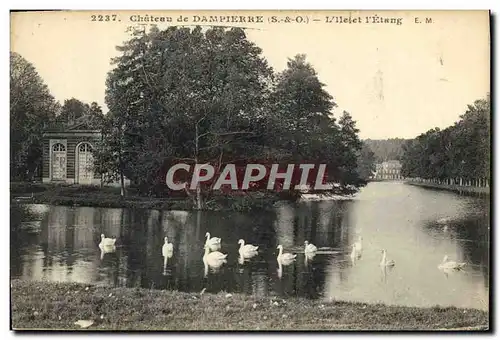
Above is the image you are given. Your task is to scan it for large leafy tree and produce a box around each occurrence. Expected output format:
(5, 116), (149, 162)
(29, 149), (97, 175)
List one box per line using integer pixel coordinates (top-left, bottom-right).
(102, 26), (274, 206)
(10, 52), (59, 181)
(55, 99), (105, 129)
(270, 55), (363, 189)
(57, 98), (88, 126)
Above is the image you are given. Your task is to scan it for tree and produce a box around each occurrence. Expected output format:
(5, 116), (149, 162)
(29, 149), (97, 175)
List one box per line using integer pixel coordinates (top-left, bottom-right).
(10, 52), (59, 181)
(364, 138), (407, 162)
(337, 111), (363, 184)
(92, 111), (127, 195)
(87, 102), (106, 129)
(104, 26), (274, 207)
(400, 94), (490, 185)
(357, 142), (376, 181)
(269, 54), (363, 190)
(57, 98), (89, 127)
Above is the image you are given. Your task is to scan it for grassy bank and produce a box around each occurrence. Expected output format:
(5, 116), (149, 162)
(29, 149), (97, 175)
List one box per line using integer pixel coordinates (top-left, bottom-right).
(10, 182), (282, 212)
(405, 181), (490, 197)
(11, 280), (488, 331)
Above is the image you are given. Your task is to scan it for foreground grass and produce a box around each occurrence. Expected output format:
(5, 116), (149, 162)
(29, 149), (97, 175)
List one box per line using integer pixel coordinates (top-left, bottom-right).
(11, 280), (488, 331)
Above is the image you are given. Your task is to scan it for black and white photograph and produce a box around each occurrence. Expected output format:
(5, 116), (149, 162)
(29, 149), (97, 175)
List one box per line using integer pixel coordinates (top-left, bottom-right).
(9, 9), (490, 331)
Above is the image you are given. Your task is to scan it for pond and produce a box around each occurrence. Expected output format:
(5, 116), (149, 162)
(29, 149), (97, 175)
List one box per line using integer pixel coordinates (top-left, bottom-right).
(10, 182), (489, 310)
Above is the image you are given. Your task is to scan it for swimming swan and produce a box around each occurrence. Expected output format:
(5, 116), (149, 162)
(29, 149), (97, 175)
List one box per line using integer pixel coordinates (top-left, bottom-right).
(205, 232), (221, 251)
(380, 249), (395, 267)
(437, 217), (451, 224)
(277, 245), (296, 265)
(353, 236), (362, 253)
(438, 255), (466, 271)
(99, 234), (116, 248)
(203, 244), (227, 263)
(350, 244), (358, 262)
(162, 237), (173, 257)
(99, 244), (116, 260)
(238, 239), (258, 258)
(304, 241), (317, 253)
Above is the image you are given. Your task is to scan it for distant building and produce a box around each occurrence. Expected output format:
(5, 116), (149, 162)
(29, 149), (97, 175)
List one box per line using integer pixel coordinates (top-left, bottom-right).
(374, 160), (403, 180)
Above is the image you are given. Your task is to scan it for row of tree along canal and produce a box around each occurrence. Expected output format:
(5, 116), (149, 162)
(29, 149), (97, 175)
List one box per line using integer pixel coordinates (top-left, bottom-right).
(399, 95), (490, 198)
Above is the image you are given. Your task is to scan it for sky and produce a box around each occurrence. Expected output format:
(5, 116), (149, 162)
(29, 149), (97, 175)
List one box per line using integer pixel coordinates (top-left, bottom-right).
(10, 10), (490, 139)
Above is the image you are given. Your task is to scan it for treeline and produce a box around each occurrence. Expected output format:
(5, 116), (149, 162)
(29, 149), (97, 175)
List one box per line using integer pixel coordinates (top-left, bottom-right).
(363, 138), (407, 163)
(400, 95), (490, 187)
(10, 52), (105, 181)
(91, 26), (370, 207)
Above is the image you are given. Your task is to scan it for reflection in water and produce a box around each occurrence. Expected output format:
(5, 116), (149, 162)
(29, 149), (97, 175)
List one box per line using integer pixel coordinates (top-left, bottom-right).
(11, 182), (490, 310)
(99, 244), (116, 260)
(304, 252), (316, 268)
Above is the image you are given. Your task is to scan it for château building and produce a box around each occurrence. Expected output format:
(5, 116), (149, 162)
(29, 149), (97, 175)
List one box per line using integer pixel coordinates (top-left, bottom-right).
(374, 160), (403, 180)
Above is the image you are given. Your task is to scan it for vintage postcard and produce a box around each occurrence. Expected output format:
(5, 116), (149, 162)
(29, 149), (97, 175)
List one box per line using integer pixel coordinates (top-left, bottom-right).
(10, 10), (490, 331)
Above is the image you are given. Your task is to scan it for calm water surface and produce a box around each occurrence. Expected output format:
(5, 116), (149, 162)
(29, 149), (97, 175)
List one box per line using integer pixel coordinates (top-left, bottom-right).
(10, 182), (489, 310)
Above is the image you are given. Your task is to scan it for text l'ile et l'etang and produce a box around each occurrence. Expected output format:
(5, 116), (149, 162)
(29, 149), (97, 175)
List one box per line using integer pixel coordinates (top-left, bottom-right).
(326, 15), (403, 25)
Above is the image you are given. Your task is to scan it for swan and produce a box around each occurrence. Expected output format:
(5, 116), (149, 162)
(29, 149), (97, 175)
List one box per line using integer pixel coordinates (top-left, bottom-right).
(203, 245), (227, 276)
(380, 249), (395, 267)
(277, 245), (296, 265)
(350, 244), (357, 262)
(438, 255), (466, 271)
(205, 232), (221, 251)
(238, 239), (258, 258)
(99, 244), (116, 260)
(162, 237), (173, 257)
(353, 236), (362, 253)
(437, 217), (451, 224)
(304, 241), (317, 253)
(99, 234), (116, 248)
(203, 244), (227, 262)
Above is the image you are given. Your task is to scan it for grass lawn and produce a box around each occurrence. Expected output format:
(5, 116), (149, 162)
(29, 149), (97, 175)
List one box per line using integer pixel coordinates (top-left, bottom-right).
(10, 280), (489, 331)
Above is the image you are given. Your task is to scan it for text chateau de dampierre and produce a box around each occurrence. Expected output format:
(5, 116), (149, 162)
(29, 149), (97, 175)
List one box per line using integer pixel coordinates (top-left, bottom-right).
(124, 13), (408, 25)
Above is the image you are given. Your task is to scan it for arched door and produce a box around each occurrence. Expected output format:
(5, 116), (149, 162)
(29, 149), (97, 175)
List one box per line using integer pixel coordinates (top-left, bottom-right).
(77, 143), (94, 184)
(51, 143), (67, 180)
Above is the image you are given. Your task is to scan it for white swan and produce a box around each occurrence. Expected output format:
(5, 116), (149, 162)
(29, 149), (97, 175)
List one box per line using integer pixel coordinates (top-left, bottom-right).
(277, 245), (296, 265)
(203, 244), (227, 263)
(380, 249), (395, 267)
(304, 241), (317, 253)
(350, 244), (357, 262)
(99, 234), (116, 248)
(353, 236), (362, 253)
(162, 237), (173, 257)
(99, 244), (116, 260)
(438, 255), (466, 271)
(203, 245), (227, 276)
(437, 217), (451, 224)
(205, 232), (221, 251)
(238, 239), (258, 258)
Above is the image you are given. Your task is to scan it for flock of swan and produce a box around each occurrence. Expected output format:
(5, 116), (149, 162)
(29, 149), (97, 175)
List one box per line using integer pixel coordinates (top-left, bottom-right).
(98, 228), (467, 277)
(347, 236), (395, 268)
